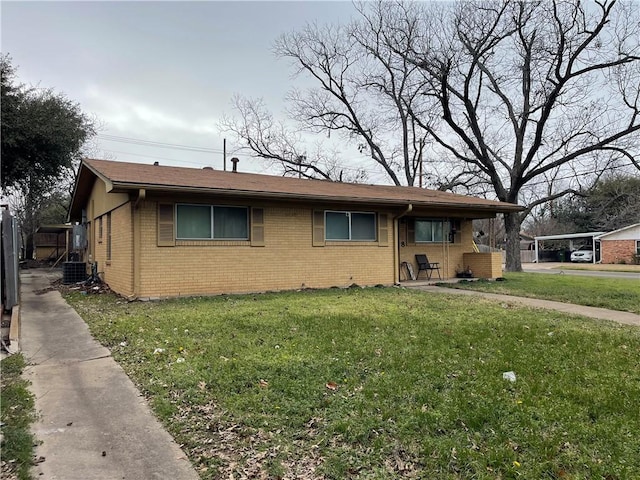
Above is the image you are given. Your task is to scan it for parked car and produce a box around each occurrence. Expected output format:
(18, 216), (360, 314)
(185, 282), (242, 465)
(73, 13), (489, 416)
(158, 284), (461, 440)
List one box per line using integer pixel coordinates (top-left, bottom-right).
(570, 250), (593, 262)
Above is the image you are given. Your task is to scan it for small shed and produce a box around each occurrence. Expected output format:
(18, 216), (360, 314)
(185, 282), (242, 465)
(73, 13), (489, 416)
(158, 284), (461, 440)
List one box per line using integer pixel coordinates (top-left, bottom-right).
(35, 224), (72, 264)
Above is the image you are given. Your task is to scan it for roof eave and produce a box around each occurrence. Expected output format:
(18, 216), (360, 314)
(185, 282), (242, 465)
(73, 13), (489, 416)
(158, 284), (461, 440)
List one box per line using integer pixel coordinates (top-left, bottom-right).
(68, 164), (90, 222)
(109, 181), (522, 214)
(69, 160), (118, 221)
(594, 222), (640, 239)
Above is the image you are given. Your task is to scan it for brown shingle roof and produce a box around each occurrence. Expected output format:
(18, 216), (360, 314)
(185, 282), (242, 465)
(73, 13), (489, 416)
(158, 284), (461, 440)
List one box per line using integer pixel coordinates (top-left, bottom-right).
(69, 158), (522, 219)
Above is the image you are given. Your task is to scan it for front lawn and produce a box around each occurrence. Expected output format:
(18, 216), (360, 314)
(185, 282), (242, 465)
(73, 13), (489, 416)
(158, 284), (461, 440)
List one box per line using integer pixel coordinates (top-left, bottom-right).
(66, 288), (640, 479)
(442, 272), (640, 314)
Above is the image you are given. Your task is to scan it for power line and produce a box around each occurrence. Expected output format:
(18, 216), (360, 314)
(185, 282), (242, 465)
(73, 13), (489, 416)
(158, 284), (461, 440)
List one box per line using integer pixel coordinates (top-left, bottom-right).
(98, 134), (382, 173)
(96, 134), (637, 188)
(100, 149), (218, 167)
(97, 134), (227, 154)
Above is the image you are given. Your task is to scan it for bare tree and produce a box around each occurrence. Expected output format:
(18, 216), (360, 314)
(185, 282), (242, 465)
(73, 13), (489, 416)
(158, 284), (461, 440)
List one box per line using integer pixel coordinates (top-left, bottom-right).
(221, 2), (434, 186)
(222, 0), (639, 271)
(221, 96), (367, 182)
(392, 0), (639, 270)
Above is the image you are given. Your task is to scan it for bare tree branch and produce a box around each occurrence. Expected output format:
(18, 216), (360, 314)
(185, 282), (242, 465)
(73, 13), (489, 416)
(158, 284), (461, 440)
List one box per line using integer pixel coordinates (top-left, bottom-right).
(220, 0), (639, 272)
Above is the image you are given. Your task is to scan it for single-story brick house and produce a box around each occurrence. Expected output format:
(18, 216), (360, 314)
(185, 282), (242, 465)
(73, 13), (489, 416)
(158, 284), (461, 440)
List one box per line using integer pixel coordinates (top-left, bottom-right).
(596, 223), (640, 264)
(68, 159), (522, 299)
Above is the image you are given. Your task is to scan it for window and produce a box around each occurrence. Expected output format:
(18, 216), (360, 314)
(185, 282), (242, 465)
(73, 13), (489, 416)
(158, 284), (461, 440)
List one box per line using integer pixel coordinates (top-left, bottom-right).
(177, 205), (210, 239)
(176, 204), (248, 240)
(325, 211), (376, 241)
(415, 219), (450, 243)
(106, 213), (112, 260)
(98, 216), (103, 241)
(87, 222), (92, 258)
(636, 240), (640, 256)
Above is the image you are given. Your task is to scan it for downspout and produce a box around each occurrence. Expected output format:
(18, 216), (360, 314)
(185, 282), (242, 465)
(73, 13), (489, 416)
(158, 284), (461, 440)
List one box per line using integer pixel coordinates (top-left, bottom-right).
(134, 188), (146, 209)
(132, 189), (145, 299)
(393, 204), (413, 284)
(442, 223), (446, 279)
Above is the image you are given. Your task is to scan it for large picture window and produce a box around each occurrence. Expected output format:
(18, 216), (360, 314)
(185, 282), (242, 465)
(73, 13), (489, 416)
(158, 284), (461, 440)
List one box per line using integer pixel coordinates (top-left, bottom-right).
(176, 204), (248, 240)
(415, 219), (450, 243)
(325, 211), (376, 241)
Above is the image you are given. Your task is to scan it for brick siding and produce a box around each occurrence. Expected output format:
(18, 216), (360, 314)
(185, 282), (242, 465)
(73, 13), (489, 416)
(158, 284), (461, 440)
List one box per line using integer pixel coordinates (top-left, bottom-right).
(462, 252), (503, 279)
(601, 239), (637, 264)
(136, 202), (395, 298)
(90, 203), (134, 296)
(81, 179), (501, 298)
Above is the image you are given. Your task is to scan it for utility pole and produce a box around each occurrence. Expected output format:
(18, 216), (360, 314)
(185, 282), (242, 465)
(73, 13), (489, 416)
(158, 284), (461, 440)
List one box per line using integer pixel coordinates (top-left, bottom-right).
(296, 155), (306, 179)
(223, 138), (227, 171)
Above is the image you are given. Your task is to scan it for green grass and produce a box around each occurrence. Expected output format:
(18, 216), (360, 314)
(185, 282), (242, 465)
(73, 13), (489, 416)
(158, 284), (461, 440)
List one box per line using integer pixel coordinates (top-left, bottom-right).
(561, 265), (640, 273)
(441, 272), (640, 314)
(1, 354), (37, 480)
(66, 288), (640, 479)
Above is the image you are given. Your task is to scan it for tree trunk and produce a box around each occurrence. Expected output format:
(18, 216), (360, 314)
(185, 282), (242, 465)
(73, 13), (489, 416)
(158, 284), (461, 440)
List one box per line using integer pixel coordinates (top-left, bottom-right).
(22, 186), (39, 261)
(25, 234), (35, 261)
(503, 212), (523, 272)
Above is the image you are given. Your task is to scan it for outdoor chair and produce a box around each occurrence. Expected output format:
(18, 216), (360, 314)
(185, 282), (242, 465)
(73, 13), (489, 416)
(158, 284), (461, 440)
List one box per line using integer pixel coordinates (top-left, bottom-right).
(415, 254), (441, 280)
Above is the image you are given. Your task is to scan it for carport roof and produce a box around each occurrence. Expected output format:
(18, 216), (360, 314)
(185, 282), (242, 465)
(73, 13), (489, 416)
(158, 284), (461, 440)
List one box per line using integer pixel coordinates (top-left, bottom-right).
(36, 224), (73, 234)
(533, 231), (605, 264)
(534, 232), (605, 241)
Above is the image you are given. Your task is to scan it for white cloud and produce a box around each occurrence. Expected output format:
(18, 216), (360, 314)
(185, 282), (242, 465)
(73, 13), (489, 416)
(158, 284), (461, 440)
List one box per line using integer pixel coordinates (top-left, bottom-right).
(2, 1), (359, 173)
(85, 85), (218, 136)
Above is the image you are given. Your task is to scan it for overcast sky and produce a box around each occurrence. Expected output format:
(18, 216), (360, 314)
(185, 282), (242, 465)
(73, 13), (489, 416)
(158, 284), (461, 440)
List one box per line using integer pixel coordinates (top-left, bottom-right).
(2, 1), (372, 176)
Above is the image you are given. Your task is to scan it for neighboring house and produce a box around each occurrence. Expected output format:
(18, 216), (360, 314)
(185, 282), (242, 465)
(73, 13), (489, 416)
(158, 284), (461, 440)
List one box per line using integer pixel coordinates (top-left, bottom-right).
(68, 159), (522, 299)
(519, 233), (535, 263)
(519, 233), (534, 251)
(596, 223), (640, 264)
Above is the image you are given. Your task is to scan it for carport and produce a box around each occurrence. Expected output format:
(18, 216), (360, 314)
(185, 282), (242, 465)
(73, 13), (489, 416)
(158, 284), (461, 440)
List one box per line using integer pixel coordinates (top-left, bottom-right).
(533, 232), (605, 264)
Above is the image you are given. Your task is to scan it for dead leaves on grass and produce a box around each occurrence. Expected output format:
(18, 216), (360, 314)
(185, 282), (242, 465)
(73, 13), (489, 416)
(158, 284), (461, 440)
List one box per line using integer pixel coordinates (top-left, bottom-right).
(325, 381), (338, 391)
(173, 401), (324, 479)
(172, 396), (424, 480)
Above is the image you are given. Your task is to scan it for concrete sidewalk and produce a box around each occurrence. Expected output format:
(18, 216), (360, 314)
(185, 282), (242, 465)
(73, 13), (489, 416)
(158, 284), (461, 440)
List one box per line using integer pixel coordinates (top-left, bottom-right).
(20, 269), (199, 480)
(411, 285), (640, 327)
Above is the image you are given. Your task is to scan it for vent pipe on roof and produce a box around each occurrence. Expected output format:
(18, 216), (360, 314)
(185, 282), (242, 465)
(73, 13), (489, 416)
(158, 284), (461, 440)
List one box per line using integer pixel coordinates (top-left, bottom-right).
(230, 157), (239, 173)
(203, 166), (214, 170)
(153, 161), (159, 166)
